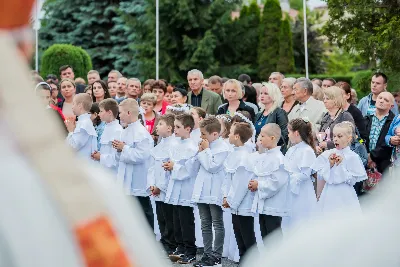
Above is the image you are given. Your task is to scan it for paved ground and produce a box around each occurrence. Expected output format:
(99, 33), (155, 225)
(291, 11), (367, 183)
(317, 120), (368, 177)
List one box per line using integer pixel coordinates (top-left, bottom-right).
(173, 256), (238, 267)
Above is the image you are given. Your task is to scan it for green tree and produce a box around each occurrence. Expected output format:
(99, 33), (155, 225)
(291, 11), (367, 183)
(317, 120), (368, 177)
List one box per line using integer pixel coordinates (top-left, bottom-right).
(122, 0), (241, 83)
(289, 0), (303, 11)
(323, 0), (400, 71)
(40, 0), (132, 78)
(292, 11), (325, 74)
(41, 44), (92, 79)
(277, 17), (295, 74)
(258, 0), (282, 80)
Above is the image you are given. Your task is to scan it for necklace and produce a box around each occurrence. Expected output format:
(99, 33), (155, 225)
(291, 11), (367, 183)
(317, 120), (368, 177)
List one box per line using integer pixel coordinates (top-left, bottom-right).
(257, 113), (268, 125)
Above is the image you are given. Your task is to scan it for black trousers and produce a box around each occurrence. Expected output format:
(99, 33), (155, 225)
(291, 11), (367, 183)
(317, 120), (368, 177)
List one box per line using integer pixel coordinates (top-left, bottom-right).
(232, 214), (256, 260)
(173, 205), (196, 256)
(135, 196), (154, 230)
(259, 214), (282, 240)
(155, 201), (176, 253)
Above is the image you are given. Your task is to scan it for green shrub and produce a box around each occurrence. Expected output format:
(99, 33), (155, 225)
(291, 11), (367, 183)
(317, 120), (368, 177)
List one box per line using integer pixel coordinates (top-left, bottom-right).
(40, 44), (92, 80)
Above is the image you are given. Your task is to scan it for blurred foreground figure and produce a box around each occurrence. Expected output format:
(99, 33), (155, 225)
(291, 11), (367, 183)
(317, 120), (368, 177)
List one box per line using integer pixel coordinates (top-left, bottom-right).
(0, 1), (165, 266)
(245, 168), (400, 267)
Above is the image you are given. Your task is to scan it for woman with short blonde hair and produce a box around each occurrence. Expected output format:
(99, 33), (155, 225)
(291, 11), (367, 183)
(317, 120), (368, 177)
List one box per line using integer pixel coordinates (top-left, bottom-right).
(280, 77), (299, 114)
(217, 79), (255, 121)
(316, 86), (355, 152)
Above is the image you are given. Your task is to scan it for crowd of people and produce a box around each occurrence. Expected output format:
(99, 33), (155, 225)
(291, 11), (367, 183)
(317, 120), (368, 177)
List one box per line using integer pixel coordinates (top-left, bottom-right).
(33, 66), (400, 267)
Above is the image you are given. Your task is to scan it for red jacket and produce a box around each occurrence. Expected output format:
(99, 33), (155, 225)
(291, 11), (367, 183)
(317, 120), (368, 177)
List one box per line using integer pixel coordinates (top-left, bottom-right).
(50, 104), (65, 121)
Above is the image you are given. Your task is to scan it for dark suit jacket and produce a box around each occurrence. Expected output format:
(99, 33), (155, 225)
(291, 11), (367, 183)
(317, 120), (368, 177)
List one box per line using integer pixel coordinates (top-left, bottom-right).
(365, 111), (395, 173)
(187, 88), (222, 115)
(255, 107), (289, 152)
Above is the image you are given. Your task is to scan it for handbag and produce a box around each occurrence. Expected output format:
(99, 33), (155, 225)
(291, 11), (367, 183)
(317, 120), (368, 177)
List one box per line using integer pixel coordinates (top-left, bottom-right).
(362, 167), (383, 192)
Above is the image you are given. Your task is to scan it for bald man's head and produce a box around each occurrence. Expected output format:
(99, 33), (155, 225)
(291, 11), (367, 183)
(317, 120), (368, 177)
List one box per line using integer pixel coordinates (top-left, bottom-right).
(375, 92), (394, 113)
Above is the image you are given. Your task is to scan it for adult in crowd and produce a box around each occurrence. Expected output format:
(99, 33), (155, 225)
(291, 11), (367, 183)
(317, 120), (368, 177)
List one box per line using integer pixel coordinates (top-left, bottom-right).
(312, 83), (324, 101)
(35, 82), (67, 135)
(208, 75), (224, 101)
(336, 81), (368, 141)
(171, 87), (188, 105)
(163, 83), (173, 104)
(91, 80), (111, 103)
(217, 79), (255, 121)
(87, 70), (100, 85)
(59, 65), (85, 94)
(316, 86), (355, 153)
(358, 72), (398, 116)
(152, 80), (169, 115)
(74, 78), (86, 86)
(202, 78), (209, 90)
(385, 109), (400, 167)
(46, 74), (59, 84)
(238, 74), (252, 85)
(351, 88), (358, 105)
(365, 92), (396, 174)
(255, 83), (289, 152)
(269, 72), (284, 87)
(107, 81), (118, 98)
(243, 84), (259, 114)
(116, 77), (127, 101)
(393, 92), (400, 111)
(143, 79), (155, 94)
(288, 78), (326, 131)
(58, 78), (76, 117)
(280, 77), (298, 114)
(107, 70), (122, 82)
(187, 69), (222, 115)
(126, 78), (142, 102)
(311, 78), (322, 87)
(321, 78), (336, 89)
(48, 80), (61, 106)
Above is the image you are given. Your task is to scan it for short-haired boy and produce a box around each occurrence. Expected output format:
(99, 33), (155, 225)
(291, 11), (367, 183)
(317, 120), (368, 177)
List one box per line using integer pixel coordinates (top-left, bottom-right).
(147, 114), (178, 255)
(190, 107), (206, 144)
(65, 93), (97, 159)
(91, 98), (122, 175)
(222, 122), (256, 263)
(248, 123), (290, 241)
(191, 116), (231, 267)
(163, 114), (199, 264)
(113, 98), (155, 229)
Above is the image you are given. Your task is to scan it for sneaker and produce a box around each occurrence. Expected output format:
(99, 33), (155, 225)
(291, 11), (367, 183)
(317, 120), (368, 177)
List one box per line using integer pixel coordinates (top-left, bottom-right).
(214, 257), (222, 267)
(168, 250), (184, 262)
(193, 254), (217, 267)
(177, 254), (197, 264)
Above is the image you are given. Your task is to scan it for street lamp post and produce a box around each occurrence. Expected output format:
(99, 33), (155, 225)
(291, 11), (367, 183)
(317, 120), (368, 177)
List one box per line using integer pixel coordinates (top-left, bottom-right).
(156, 0), (159, 80)
(303, 0), (309, 79)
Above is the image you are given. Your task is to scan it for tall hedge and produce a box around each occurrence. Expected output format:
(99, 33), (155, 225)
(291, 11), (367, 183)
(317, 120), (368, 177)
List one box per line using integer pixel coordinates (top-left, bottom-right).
(258, 0), (282, 80)
(40, 44), (92, 79)
(277, 17), (295, 74)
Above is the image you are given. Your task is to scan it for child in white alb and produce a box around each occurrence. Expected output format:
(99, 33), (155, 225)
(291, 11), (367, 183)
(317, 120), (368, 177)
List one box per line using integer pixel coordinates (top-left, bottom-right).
(231, 112), (256, 152)
(113, 98), (155, 230)
(147, 114), (179, 256)
(190, 107), (206, 144)
(91, 98), (122, 175)
(65, 93), (97, 159)
(282, 118), (317, 233)
(248, 123), (290, 241)
(222, 122), (256, 264)
(164, 114), (199, 265)
(312, 122), (367, 216)
(191, 116), (231, 267)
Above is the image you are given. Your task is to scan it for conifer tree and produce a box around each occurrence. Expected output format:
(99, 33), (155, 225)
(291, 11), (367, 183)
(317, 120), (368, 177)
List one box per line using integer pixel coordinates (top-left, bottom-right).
(257, 0), (282, 80)
(277, 17), (295, 73)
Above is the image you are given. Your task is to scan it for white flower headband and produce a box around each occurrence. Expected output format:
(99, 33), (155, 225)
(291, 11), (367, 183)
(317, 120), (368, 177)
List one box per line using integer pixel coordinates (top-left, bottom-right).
(234, 112), (253, 126)
(216, 115), (232, 123)
(167, 104), (191, 112)
(301, 116), (310, 123)
(234, 112), (256, 142)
